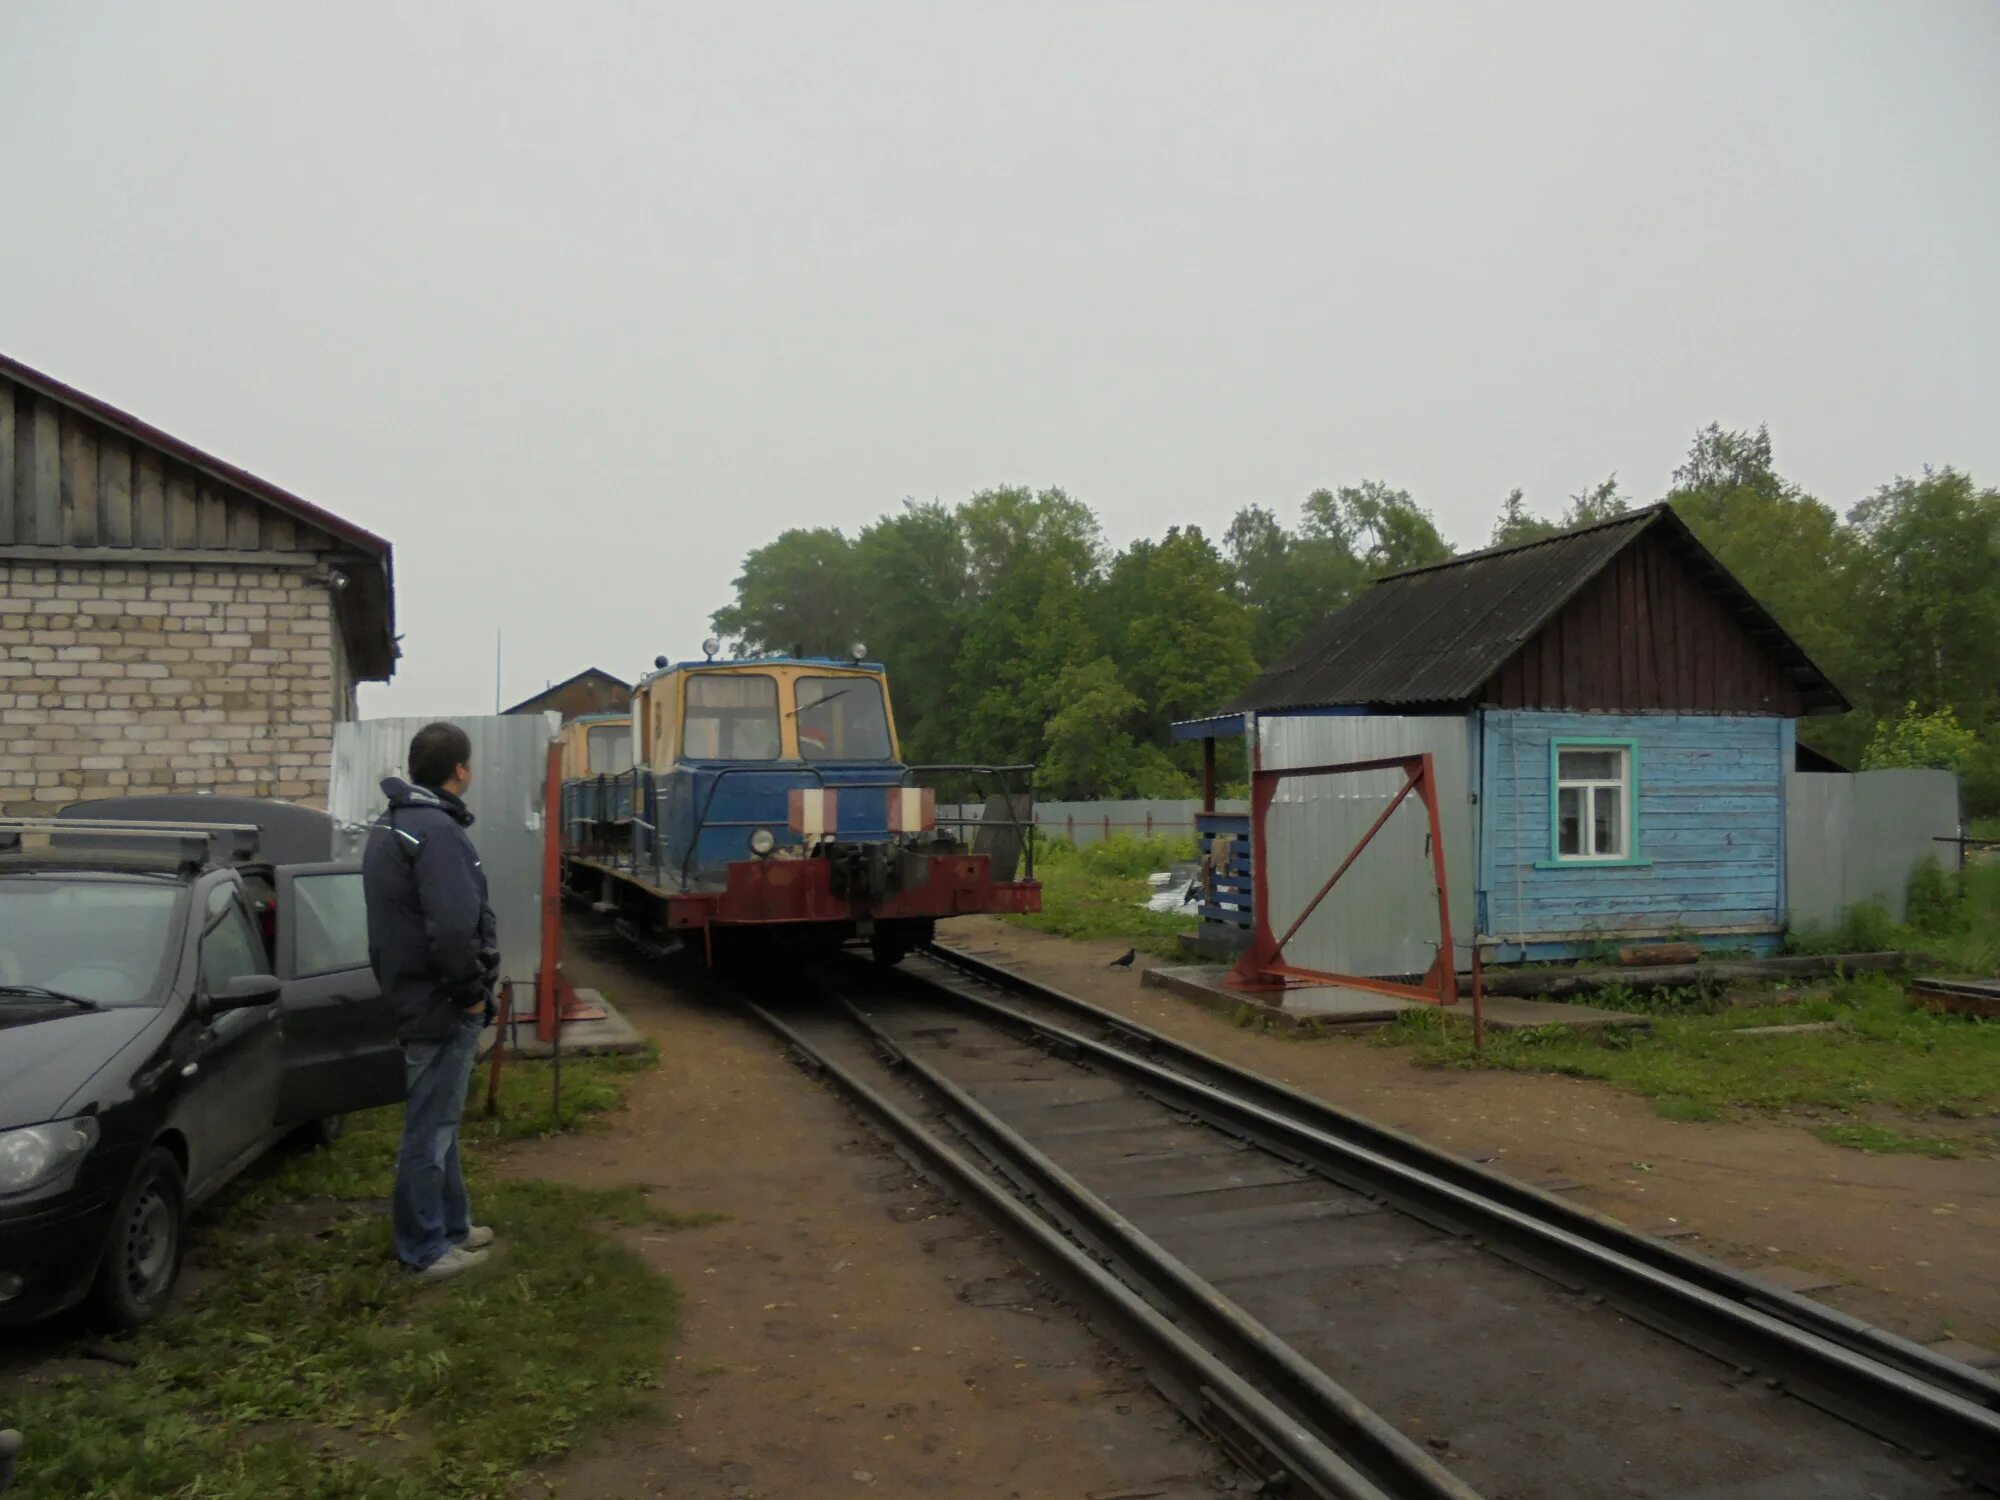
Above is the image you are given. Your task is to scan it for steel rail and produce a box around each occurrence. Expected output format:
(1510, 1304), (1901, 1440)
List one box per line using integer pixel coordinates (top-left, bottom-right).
(742, 999), (1411, 1500)
(913, 944), (2000, 1486)
(821, 989), (1480, 1500)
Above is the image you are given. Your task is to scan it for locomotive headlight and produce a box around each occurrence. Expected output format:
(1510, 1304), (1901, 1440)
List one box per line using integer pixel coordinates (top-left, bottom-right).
(749, 828), (777, 856)
(850, 642), (867, 661)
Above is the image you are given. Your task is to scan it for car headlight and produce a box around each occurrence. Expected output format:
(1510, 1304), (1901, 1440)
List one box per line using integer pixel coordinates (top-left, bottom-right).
(749, 828), (777, 856)
(0, 1118), (100, 1194)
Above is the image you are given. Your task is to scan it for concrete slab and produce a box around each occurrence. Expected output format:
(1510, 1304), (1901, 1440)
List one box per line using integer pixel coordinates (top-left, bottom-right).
(1141, 965), (1421, 1027)
(1474, 994), (1652, 1034)
(490, 988), (647, 1059)
(1142, 965), (1651, 1035)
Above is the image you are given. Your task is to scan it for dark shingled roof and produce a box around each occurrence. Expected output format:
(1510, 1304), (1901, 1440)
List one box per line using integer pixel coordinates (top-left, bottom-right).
(1225, 503), (1848, 714)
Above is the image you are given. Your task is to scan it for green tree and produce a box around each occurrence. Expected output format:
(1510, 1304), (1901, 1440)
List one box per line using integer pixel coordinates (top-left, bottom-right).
(1099, 527), (1256, 736)
(1564, 473), (1627, 526)
(1664, 423), (1866, 764)
(1846, 469), (2000, 733)
(708, 527), (863, 658)
(1300, 481), (1452, 574)
(1224, 504), (1364, 663)
(1038, 657), (1144, 799)
(1491, 488), (1560, 547)
(1862, 703), (1977, 772)
(849, 501), (972, 761)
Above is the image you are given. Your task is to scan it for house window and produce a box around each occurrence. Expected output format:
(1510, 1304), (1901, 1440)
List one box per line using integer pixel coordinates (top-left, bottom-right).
(1554, 742), (1633, 861)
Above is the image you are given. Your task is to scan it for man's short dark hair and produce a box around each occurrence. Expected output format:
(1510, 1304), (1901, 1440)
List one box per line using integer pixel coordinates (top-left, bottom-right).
(409, 722), (473, 789)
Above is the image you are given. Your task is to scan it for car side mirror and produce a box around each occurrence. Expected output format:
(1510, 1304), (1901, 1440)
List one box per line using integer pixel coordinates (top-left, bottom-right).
(206, 973), (281, 1013)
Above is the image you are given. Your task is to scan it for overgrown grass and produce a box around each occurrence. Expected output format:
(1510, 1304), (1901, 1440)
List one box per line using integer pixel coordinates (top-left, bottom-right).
(1010, 834), (1201, 957)
(1787, 855), (2000, 975)
(3, 1047), (690, 1499)
(1812, 1122), (1966, 1158)
(1375, 974), (2000, 1139)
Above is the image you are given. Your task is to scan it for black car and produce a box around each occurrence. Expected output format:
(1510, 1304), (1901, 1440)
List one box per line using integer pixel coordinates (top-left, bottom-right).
(0, 808), (403, 1329)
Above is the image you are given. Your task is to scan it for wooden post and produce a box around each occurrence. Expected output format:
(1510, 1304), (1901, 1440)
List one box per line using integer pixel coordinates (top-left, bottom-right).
(1202, 736), (1216, 813)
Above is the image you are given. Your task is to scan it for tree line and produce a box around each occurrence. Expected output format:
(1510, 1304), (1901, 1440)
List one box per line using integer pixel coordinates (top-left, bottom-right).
(709, 425), (2000, 812)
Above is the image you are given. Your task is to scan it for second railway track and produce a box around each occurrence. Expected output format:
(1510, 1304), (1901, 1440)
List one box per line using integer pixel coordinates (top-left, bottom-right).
(745, 945), (2000, 1499)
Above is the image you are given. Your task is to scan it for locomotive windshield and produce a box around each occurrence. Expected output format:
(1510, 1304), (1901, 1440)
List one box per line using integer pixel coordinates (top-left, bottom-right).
(683, 674), (781, 760)
(586, 723), (634, 775)
(795, 675), (893, 761)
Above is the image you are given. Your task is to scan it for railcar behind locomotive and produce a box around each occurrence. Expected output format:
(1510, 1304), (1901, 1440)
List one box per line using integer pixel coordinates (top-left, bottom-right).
(561, 644), (1038, 963)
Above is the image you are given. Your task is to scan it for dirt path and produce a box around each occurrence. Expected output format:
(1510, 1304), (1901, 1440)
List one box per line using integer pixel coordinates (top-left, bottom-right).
(949, 917), (2000, 1351)
(508, 925), (1230, 1500)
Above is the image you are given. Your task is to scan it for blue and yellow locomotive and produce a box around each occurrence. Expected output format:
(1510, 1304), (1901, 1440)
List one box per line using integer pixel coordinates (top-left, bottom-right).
(561, 644), (1038, 963)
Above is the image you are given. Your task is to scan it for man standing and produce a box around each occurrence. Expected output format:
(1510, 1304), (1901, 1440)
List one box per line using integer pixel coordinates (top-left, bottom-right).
(363, 721), (501, 1280)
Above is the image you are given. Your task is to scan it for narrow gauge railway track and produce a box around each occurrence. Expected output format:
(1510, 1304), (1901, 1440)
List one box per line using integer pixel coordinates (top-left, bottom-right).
(746, 947), (2000, 1499)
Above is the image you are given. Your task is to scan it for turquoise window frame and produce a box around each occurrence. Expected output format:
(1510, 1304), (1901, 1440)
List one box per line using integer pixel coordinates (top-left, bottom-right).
(1537, 736), (1652, 869)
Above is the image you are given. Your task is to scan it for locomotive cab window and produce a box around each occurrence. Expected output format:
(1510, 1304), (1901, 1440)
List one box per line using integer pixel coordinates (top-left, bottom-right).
(587, 723), (634, 775)
(682, 674), (781, 761)
(1553, 742), (1634, 862)
(795, 676), (893, 762)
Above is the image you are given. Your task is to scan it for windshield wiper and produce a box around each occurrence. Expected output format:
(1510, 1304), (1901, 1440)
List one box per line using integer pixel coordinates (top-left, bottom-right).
(0, 984), (102, 1011)
(787, 686), (858, 719)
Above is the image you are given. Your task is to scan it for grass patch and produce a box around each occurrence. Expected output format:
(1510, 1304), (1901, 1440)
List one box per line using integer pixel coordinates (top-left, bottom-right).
(4, 1048), (687, 1499)
(1373, 974), (2000, 1143)
(1812, 1122), (1965, 1158)
(1010, 834), (1201, 958)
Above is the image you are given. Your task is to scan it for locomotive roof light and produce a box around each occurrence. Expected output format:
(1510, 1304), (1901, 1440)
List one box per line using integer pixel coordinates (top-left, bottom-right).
(702, 638), (721, 661)
(850, 642), (867, 662)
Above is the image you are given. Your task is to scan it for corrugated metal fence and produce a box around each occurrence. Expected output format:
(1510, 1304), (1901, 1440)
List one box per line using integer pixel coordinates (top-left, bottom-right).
(1258, 715), (1478, 980)
(1785, 769), (1960, 928)
(937, 799), (1247, 846)
(328, 714), (560, 988)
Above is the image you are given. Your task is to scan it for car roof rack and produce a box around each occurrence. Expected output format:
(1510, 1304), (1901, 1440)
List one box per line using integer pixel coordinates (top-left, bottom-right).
(0, 817), (262, 870)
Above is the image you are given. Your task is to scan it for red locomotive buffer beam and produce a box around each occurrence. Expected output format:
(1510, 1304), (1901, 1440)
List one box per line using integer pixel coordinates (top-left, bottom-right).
(1230, 752), (1457, 1008)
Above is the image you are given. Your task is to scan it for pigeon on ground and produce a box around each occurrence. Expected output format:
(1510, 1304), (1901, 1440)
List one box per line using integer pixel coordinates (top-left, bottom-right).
(1108, 948), (1136, 969)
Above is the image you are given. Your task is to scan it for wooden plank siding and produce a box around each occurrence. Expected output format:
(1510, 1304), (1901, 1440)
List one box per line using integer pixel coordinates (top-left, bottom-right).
(0, 370), (337, 555)
(1478, 709), (1786, 945)
(1484, 531), (1808, 716)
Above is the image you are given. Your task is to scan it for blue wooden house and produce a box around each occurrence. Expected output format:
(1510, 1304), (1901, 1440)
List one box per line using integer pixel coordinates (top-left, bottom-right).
(1176, 504), (1849, 970)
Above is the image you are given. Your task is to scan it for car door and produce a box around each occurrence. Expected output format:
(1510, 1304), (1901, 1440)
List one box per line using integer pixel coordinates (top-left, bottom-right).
(189, 883), (285, 1191)
(272, 863), (403, 1128)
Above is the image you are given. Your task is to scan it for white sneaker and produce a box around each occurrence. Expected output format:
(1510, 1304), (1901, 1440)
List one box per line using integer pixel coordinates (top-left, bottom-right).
(415, 1245), (489, 1282)
(457, 1225), (496, 1251)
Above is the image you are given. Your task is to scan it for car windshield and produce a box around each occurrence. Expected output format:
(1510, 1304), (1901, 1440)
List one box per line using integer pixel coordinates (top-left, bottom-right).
(795, 675), (894, 761)
(586, 724), (634, 775)
(0, 876), (183, 1006)
(682, 674), (781, 761)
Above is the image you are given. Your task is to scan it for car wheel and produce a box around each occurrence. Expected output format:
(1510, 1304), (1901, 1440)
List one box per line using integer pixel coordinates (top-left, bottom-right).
(92, 1147), (186, 1332)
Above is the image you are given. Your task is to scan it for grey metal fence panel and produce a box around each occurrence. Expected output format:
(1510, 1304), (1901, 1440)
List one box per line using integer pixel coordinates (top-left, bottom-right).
(1256, 714), (1478, 979)
(936, 799), (1249, 846)
(327, 713), (561, 989)
(1785, 769), (1960, 928)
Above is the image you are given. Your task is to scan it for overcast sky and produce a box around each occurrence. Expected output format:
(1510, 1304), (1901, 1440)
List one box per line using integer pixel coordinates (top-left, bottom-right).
(3, 2), (1996, 717)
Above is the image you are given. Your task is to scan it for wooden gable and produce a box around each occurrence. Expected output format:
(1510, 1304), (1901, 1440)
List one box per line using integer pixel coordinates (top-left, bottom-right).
(1483, 529), (1810, 716)
(0, 371), (347, 557)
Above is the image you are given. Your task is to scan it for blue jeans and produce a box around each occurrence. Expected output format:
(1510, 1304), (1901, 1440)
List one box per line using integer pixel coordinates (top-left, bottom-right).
(393, 1013), (483, 1269)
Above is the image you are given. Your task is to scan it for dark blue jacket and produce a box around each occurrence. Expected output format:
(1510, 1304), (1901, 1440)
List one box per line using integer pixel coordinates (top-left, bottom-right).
(362, 778), (498, 1044)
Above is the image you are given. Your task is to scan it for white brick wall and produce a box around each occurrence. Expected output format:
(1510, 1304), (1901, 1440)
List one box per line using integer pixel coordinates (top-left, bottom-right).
(0, 561), (345, 814)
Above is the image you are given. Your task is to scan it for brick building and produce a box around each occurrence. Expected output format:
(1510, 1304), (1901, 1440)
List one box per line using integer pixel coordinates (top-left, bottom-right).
(0, 354), (395, 814)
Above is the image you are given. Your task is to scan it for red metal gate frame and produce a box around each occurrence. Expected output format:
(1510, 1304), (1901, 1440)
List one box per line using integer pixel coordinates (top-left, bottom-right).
(1229, 751), (1458, 1006)
(536, 739), (606, 1042)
